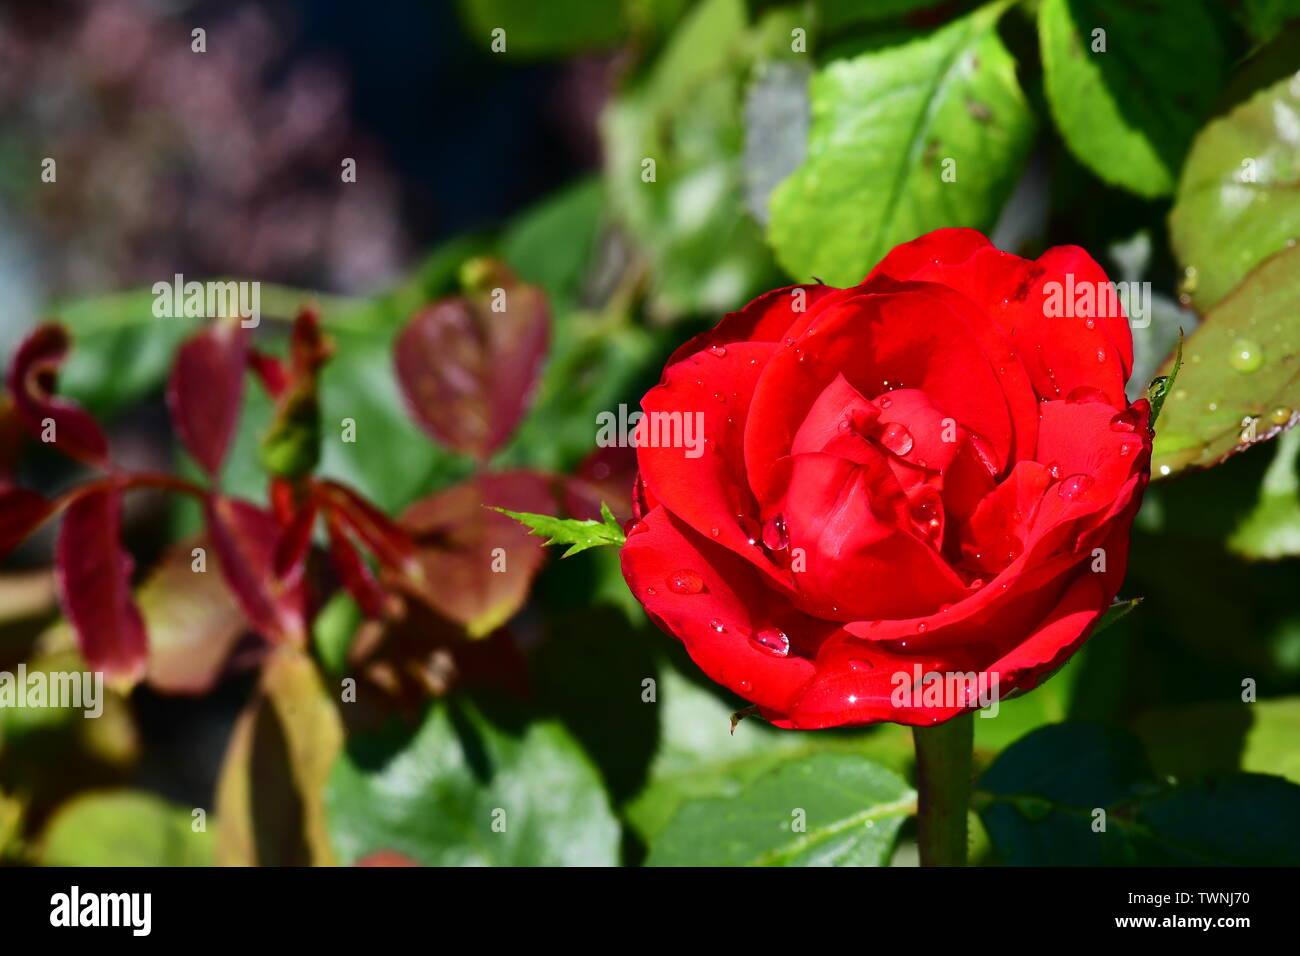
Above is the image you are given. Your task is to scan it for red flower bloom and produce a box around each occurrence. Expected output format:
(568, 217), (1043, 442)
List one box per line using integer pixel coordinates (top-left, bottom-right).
(620, 229), (1150, 729)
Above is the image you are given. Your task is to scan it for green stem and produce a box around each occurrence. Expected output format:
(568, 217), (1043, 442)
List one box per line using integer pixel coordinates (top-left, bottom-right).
(912, 711), (974, 866)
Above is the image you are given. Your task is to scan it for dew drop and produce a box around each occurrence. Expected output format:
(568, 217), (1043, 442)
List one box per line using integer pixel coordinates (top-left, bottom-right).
(837, 418), (852, 432)
(1271, 406), (1294, 426)
(750, 627), (790, 657)
(1096, 348), (1106, 363)
(645, 587), (656, 596)
(1046, 461), (1063, 480)
(713, 392), (726, 403)
(710, 526), (721, 538)
(668, 569), (704, 595)
(1057, 473), (1095, 500)
(1110, 408), (1141, 432)
(739, 679), (753, 692)
(624, 519), (649, 537)
(917, 622), (928, 633)
(1065, 386), (1107, 404)
(708, 345), (727, 358)
(762, 513), (789, 551)
(880, 421), (914, 456)
(911, 500), (936, 524)
(1230, 338), (1263, 373)
(709, 618), (727, 633)
(848, 658), (873, 671)
(879, 396), (893, 409)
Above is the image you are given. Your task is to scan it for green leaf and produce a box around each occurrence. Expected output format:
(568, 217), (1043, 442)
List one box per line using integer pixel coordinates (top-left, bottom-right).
(498, 178), (605, 307)
(1229, 426), (1300, 559)
(977, 723), (1300, 864)
(1170, 74), (1300, 310)
(1235, 0), (1300, 44)
(1039, 0), (1225, 199)
(622, 657), (913, 841)
(1151, 244), (1300, 478)
(767, 2), (1034, 285)
(603, 0), (780, 318)
(1133, 697), (1300, 787)
(40, 791), (212, 866)
(312, 590), (361, 677)
(325, 697), (620, 866)
(495, 502), (626, 557)
(456, 0), (629, 58)
(646, 752), (914, 866)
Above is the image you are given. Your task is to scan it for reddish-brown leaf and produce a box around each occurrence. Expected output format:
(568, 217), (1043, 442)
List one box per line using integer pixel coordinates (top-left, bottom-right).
(0, 396), (26, 484)
(325, 512), (387, 618)
(0, 487), (55, 561)
(248, 349), (290, 400)
(394, 263), (548, 460)
(139, 537), (247, 695)
(354, 850), (420, 867)
(205, 495), (307, 646)
(400, 471), (555, 637)
(6, 324), (109, 467)
(55, 486), (147, 682)
(167, 320), (248, 477)
(315, 479), (418, 577)
(272, 500), (318, 584)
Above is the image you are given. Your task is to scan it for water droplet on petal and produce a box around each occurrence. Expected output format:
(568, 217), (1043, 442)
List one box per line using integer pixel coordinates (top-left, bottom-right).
(1066, 386), (1107, 404)
(646, 587), (656, 596)
(668, 569), (704, 594)
(1110, 408), (1141, 432)
(739, 679), (753, 692)
(624, 519), (649, 537)
(1096, 348), (1106, 363)
(880, 422), (914, 456)
(1230, 338), (1263, 373)
(750, 627), (790, 657)
(708, 345), (727, 357)
(762, 513), (789, 551)
(878, 396), (893, 409)
(714, 392), (726, 403)
(848, 658), (873, 671)
(1046, 461), (1063, 479)
(709, 619), (727, 633)
(917, 622), (928, 633)
(1057, 473), (1095, 500)
(710, 526), (721, 538)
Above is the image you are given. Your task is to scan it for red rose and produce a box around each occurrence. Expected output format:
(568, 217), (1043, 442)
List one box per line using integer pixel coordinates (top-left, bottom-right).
(620, 229), (1150, 729)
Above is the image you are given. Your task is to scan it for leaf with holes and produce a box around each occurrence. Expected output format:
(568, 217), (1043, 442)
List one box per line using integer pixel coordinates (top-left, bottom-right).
(767, 3), (1034, 285)
(1151, 245), (1300, 478)
(1170, 73), (1300, 310)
